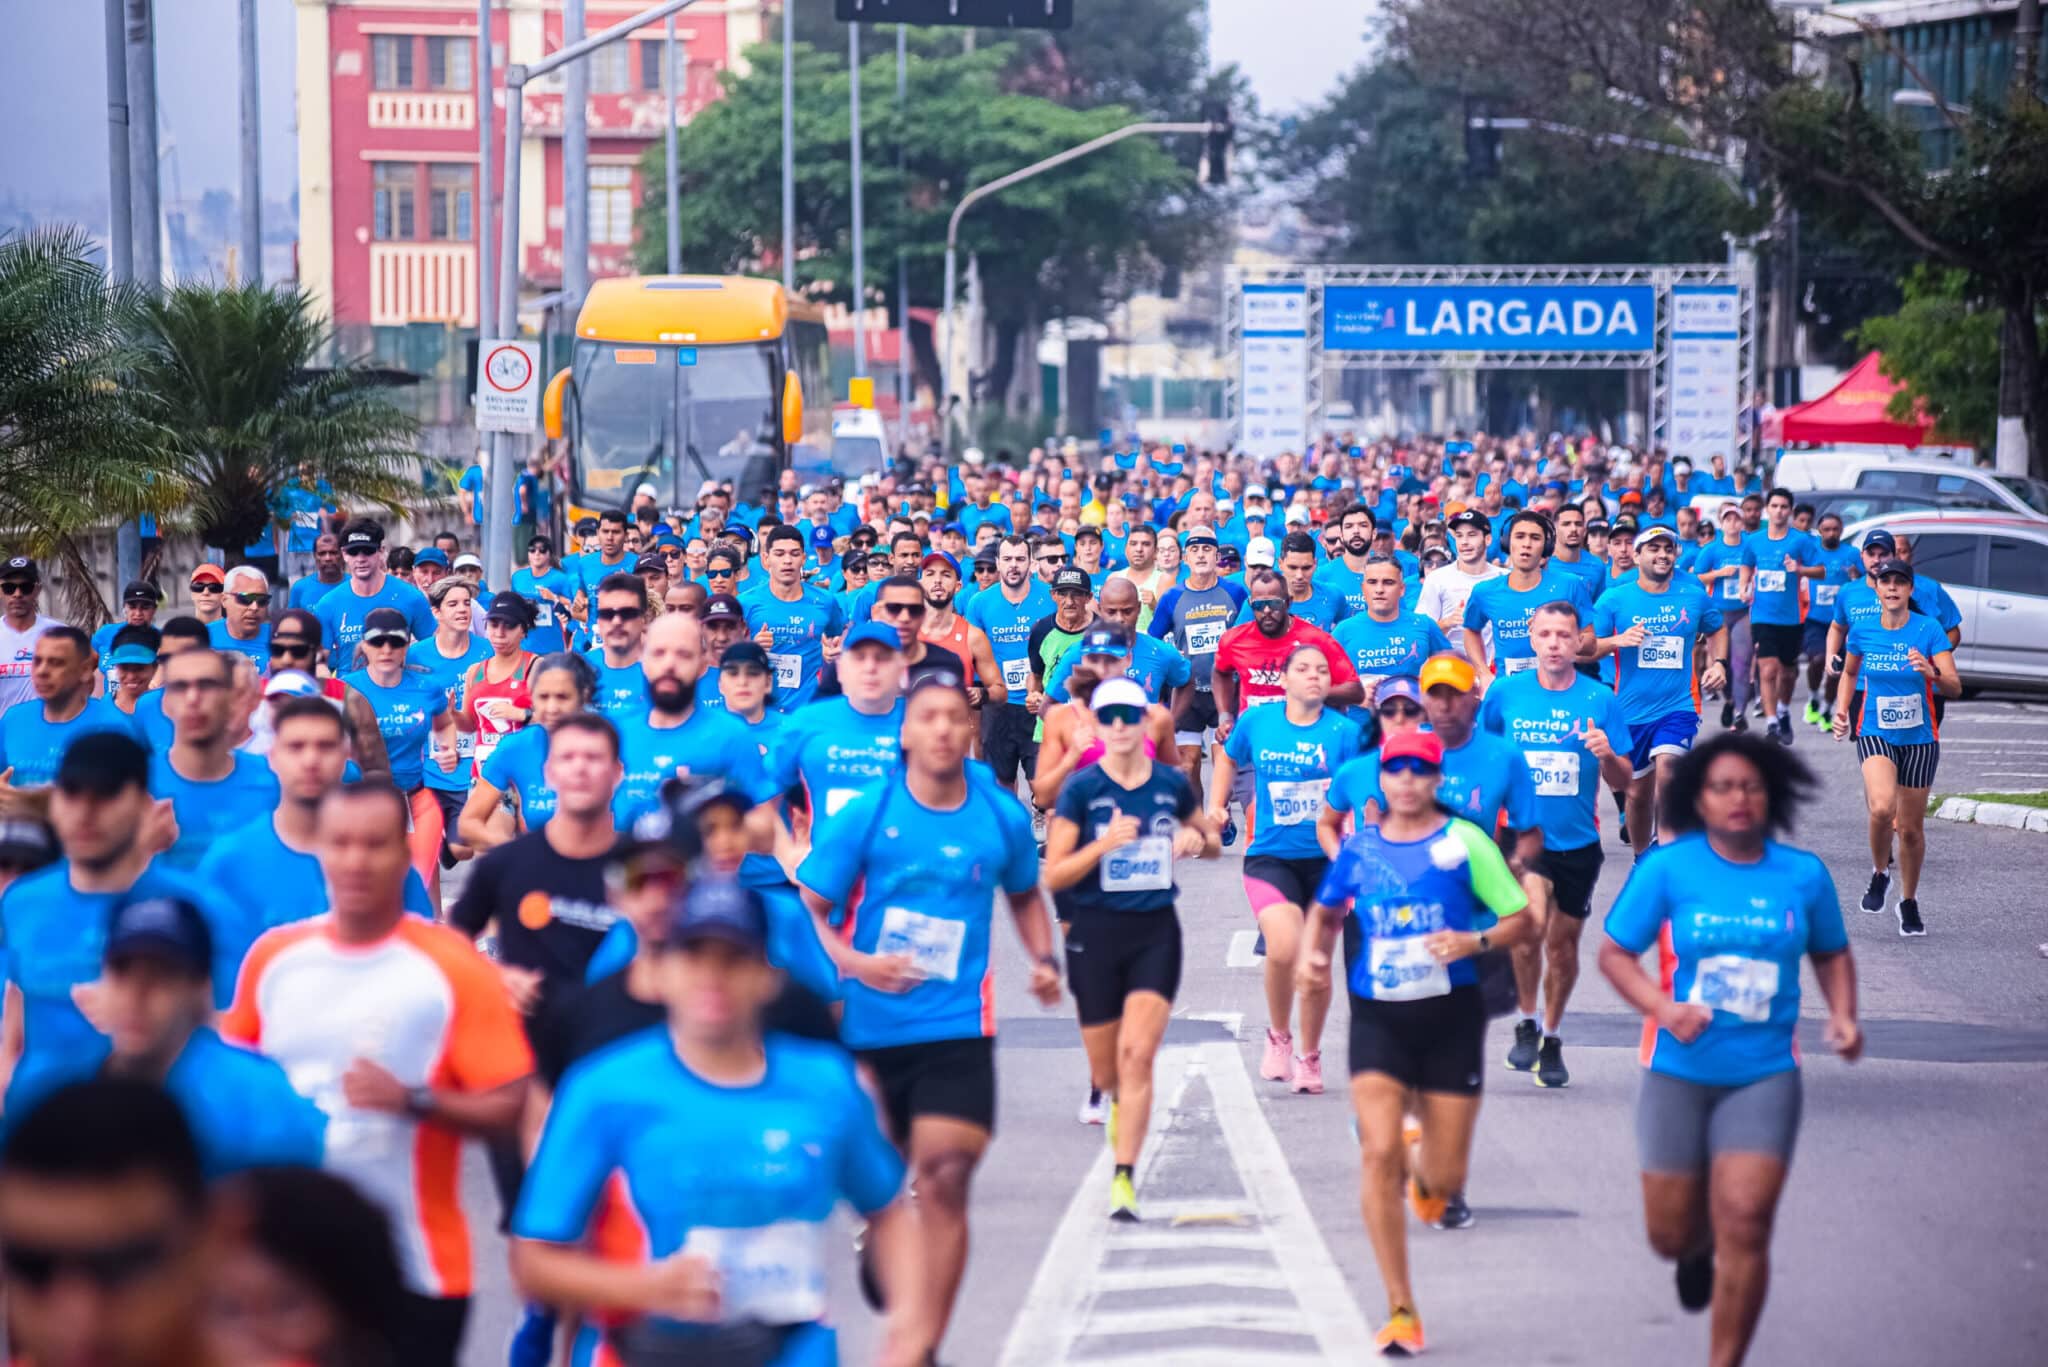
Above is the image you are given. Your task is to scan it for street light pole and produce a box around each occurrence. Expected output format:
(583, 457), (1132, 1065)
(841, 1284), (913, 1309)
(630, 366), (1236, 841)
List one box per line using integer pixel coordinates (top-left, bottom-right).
(102, 0), (132, 284)
(664, 14), (680, 273)
(237, 0), (261, 285)
(850, 21), (866, 377)
(477, 0), (494, 340)
(125, 0), (162, 291)
(896, 24), (908, 443)
(938, 120), (1219, 452)
(780, 0), (795, 291)
(562, 0), (589, 317)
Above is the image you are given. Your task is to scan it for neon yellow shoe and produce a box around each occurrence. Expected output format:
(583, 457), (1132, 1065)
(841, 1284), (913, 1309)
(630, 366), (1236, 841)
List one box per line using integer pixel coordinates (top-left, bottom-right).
(1374, 1306), (1425, 1356)
(1109, 1169), (1140, 1222)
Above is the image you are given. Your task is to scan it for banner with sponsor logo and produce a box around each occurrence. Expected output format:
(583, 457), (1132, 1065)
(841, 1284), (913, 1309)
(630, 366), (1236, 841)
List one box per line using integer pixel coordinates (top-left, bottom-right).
(1323, 283), (1656, 353)
(1240, 284), (1309, 458)
(1667, 285), (1742, 464)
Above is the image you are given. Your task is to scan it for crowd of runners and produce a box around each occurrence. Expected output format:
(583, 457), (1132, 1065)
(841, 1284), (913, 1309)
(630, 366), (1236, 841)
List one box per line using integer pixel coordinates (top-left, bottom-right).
(1, 426), (1962, 1366)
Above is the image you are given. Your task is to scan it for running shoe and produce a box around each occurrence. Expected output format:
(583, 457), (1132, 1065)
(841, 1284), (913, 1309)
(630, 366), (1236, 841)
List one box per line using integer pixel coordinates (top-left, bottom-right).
(1803, 699), (1823, 726)
(1221, 811), (1239, 846)
(1434, 1192), (1474, 1231)
(1720, 701), (1734, 728)
(854, 1226), (885, 1311)
(1505, 1019), (1541, 1072)
(1407, 1177), (1447, 1227)
(1032, 806), (1048, 847)
(1676, 1247), (1714, 1312)
(1078, 1087), (1107, 1126)
(1109, 1169), (1140, 1223)
(1618, 821), (1632, 847)
(507, 1305), (556, 1367)
(1534, 1036), (1570, 1089)
(1291, 1051), (1324, 1095)
(1898, 898), (1926, 937)
(1374, 1307), (1426, 1356)
(1730, 712), (1748, 732)
(1860, 870), (1890, 915)
(1775, 715), (1795, 746)
(1260, 1028), (1293, 1081)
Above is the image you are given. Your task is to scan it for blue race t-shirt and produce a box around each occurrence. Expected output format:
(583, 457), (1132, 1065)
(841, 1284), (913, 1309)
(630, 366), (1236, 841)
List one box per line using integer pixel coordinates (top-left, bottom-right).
(1331, 611), (1451, 697)
(510, 567), (579, 654)
(615, 706), (777, 829)
(1462, 567), (1595, 674)
(0, 698), (138, 788)
(1744, 528), (1817, 626)
(149, 751), (281, 871)
(480, 723), (558, 828)
(313, 578), (436, 662)
(586, 653), (647, 721)
(408, 636), (492, 794)
(797, 773), (1037, 1049)
(287, 574), (343, 612)
(1222, 704), (1362, 859)
(339, 669), (449, 790)
(1845, 612), (1950, 746)
(198, 816), (435, 970)
(965, 582), (1057, 703)
(1594, 578), (1725, 725)
(769, 697), (903, 823)
(1807, 541), (1862, 623)
(207, 619), (272, 672)
(739, 584), (846, 712)
(1044, 634), (1191, 705)
(1325, 730), (1538, 832)
(1478, 670), (1634, 852)
(1604, 834), (1847, 1087)
(1692, 537), (1755, 612)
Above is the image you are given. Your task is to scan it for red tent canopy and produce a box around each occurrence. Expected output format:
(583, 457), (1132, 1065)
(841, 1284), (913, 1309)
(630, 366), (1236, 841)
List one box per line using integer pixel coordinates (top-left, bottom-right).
(1765, 351), (1944, 447)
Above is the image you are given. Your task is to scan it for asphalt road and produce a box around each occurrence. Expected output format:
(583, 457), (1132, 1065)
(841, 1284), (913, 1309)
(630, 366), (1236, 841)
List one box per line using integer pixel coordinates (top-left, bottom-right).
(458, 699), (2048, 1366)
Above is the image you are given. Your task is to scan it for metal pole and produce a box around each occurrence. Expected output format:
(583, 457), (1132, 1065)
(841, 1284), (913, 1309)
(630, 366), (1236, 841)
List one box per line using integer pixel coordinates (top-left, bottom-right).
(477, 0), (494, 340)
(664, 14), (679, 274)
(125, 0), (162, 291)
(780, 0), (795, 291)
(850, 22), (866, 377)
(103, 0), (132, 283)
(562, 0), (589, 317)
(487, 67), (528, 595)
(237, 0), (261, 285)
(896, 25), (908, 445)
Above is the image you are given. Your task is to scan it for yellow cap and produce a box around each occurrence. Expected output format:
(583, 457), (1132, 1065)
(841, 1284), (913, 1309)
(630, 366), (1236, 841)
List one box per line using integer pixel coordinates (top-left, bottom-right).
(1418, 652), (1476, 694)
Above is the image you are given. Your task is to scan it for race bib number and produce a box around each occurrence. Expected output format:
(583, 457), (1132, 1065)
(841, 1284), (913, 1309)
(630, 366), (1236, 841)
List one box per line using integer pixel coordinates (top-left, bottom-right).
(876, 907), (966, 982)
(428, 731), (476, 765)
(1637, 635), (1684, 670)
(1814, 583), (1839, 608)
(1503, 655), (1536, 675)
(1000, 655), (1031, 695)
(535, 601), (556, 627)
(1686, 954), (1781, 1024)
(1368, 936), (1451, 1002)
(1754, 569), (1788, 594)
(683, 1221), (827, 1326)
(1524, 749), (1580, 798)
(1875, 692), (1925, 731)
(1185, 618), (1225, 657)
(770, 652), (803, 691)
(1721, 576), (1744, 601)
(824, 786), (862, 818)
(1267, 778), (1329, 826)
(1102, 834), (1173, 892)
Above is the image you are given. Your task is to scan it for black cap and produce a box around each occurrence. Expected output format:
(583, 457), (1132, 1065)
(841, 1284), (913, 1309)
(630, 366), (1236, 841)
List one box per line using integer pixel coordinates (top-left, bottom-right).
(340, 525), (383, 554)
(103, 894), (213, 979)
(972, 550), (998, 569)
(720, 641), (772, 672)
(1871, 557), (1915, 581)
(362, 606), (411, 641)
(1052, 566), (1092, 595)
(121, 579), (163, 606)
(701, 593), (745, 624)
(54, 730), (151, 798)
(634, 552), (668, 575)
(1863, 529), (1897, 553)
(484, 593), (534, 627)
(1447, 510), (1491, 535)
(0, 816), (56, 871)
(1, 555), (37, 582)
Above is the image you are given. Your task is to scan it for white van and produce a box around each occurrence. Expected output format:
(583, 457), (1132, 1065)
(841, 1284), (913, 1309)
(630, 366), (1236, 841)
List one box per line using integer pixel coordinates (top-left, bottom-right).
(1773, 451), (2047, 520)
(830, 409), (890, 480)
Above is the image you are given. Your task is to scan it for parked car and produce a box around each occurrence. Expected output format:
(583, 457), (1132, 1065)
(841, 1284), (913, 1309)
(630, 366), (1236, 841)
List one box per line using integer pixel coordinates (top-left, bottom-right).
(1800, 488), (1989, 525)
(1778, 451), (2048, 520)
(1844, 510), (2048, 690)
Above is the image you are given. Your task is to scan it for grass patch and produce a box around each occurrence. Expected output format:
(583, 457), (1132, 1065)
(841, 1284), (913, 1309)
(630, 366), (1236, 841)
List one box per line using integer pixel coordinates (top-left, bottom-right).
(1929, 790), (2048, 812)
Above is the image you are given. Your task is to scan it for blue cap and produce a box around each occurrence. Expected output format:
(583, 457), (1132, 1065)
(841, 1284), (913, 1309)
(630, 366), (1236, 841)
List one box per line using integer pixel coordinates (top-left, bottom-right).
(810, 524), (836, 548)
(652, 522), (675, 537)
(413, 547), (450, 569)
(655, 533), (685, 551)
(104, 893), (213, 978)
(107, 642), (158, 667)
(664, 875), (769, 956)
(921, 548), (960, 577)
(843, 620), (901, 652)
(1374, 676), (1424, 710)
(1079, 625), (1130, 659)
(1863, 528), (1897, 553)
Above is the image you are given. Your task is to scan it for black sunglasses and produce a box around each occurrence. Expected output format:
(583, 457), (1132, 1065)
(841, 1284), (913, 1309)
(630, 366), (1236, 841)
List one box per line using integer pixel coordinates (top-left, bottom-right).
(268, 640), (314, 659)
(596, 606), (645, 622)
(229, 591), (268, 605)
(189, 582), (225, 594)
(0, 582), (36, 596)
(2, 1232), (179, 1291)
(363, 634), (409, 649)
(879, 600), (927, 618)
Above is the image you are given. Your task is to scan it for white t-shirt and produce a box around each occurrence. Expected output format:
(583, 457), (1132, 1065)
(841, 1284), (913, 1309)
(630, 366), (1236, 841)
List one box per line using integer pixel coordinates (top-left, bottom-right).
(1415, 563), (1504, 654)
(0, 614), (64, 718)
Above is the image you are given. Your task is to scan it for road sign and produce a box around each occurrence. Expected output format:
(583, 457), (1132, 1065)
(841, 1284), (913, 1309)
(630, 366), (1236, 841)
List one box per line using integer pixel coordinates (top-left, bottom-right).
(477, 340), (540, 433)
(834, 0), (1073, 31)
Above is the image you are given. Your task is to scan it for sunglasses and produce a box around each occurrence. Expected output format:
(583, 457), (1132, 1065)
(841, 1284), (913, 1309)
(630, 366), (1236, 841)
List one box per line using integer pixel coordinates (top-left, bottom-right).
(0, 582), (36, 596)
(1093, 703), (1146, 727)
(596, 606), (645, 623)
(229, 591), (268, 605)
(189, 582), (224, 594)
(1036, 555), (1065, 566)
(1, 1232), (178, 1291)
(343, 547), (381, 557)
(268, 641), (314, 660)
(1382, 755), (1440, 777)
(610, 854), (687, 896)
(1377, 700), (1424, 719)
(1249, 598), (1284, 612)
(363, 634), (409, 649)
(706, 568), (736, 579)
(878, 601), (926, 618)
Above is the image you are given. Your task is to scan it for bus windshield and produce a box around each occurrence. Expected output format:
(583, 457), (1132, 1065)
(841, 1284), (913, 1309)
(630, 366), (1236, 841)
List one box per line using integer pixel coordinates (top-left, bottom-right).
(571, 340), (781, 510)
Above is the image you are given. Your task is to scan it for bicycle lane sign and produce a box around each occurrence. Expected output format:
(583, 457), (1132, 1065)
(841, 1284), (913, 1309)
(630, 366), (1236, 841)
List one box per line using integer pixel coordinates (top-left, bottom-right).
(477, 340), (541, 433)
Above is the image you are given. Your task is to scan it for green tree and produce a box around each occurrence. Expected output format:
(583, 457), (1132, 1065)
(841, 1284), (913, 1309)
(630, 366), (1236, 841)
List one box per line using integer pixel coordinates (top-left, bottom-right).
(1851, 267), (2012, 451)
(0, 228), (175, 621)
(123, 284), (418, 561)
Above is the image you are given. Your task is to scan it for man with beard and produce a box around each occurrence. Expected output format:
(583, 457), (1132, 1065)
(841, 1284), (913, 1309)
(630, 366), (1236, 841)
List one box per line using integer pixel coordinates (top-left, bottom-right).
(965, 535), (1057, 796)
(918, 550), (997, 693)
(287, 532), (347, 611)
(613, 612), (779, 831)
(1311, 505), (1379, 618)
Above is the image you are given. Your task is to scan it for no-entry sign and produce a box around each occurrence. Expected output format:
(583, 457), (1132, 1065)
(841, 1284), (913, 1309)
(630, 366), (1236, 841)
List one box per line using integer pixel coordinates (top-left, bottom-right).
(477, 340), (540, 433)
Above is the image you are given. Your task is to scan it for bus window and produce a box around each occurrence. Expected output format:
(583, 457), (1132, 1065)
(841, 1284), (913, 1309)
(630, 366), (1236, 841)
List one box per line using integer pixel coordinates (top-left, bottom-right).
(681, 343), (781, 505)
(572, 342), (671, 506)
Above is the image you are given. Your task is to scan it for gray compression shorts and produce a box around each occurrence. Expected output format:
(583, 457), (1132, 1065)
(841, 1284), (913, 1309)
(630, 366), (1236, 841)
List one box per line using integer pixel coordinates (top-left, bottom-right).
(1635, 1067), (1803, 1173)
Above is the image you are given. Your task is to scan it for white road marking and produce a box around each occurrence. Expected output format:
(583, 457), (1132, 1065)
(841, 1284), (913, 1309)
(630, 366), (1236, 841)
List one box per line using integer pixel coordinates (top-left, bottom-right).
(1228, 929), (1264, 968)
(1187, 1009), (1245, 1039)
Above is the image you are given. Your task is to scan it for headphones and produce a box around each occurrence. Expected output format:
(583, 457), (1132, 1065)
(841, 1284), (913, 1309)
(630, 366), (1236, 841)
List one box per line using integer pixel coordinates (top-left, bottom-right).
(1507, 509), (1556, 559)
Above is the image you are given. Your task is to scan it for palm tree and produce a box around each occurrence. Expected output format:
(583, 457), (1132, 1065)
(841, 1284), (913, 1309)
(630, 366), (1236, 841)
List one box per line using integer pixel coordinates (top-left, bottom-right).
(0, 228), (176, 620)
(124, 283), (419, 562)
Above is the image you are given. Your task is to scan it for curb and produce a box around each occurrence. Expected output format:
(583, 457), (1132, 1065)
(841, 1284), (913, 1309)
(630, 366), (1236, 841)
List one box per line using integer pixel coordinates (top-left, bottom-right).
(1930, 797), (2048, 834)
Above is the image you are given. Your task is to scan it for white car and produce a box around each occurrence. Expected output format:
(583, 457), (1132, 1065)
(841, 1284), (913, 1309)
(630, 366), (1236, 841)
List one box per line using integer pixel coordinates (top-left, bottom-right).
(830, 410), (889, 479)
(1777, 451), (2048, 521)
(1845, 510), (2048, 691)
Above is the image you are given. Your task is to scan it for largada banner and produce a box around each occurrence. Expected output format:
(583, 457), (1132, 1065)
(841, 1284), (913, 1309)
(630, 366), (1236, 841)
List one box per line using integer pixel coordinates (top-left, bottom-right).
(1324, 283), (1656, 353)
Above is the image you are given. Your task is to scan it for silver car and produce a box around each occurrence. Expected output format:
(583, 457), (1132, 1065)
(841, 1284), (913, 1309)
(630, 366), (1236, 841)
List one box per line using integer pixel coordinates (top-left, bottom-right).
(1845, 511), (2048, 691)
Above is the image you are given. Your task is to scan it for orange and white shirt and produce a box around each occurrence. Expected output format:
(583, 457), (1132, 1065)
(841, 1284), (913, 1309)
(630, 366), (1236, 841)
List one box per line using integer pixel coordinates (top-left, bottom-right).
(222, 915), (533, 1298)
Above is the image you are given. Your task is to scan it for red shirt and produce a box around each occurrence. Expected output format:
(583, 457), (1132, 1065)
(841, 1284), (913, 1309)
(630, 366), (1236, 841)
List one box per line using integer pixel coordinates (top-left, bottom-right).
(1213, 618), (1358, 711)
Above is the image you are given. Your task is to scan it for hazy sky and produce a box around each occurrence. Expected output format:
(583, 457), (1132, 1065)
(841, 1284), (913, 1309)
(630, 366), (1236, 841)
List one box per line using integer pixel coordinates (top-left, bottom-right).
(0, 2), (1375, 213)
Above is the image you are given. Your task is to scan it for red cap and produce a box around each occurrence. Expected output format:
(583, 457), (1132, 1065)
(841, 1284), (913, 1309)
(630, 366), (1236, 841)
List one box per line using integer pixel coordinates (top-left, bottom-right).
(1380, 729), (1445, 767)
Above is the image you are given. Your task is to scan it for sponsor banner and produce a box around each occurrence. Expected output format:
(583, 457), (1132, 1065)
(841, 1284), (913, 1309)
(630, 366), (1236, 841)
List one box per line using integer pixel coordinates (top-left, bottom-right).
(1669, 285), (1742, 461)
(1241, 285), (1307, 458)
(1324, 283), (1656, 353)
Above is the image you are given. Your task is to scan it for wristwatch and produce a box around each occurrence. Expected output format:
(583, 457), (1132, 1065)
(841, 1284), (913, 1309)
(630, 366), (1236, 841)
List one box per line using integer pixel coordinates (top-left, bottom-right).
(1476, 931), (1493, 952)
(1036, 953), (1061, 973)
(403, 1086), (435, 1119)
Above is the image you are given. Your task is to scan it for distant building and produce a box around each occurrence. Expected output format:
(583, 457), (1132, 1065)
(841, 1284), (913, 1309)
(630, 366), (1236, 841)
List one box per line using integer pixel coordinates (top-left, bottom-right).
(295, 0), (767, 342)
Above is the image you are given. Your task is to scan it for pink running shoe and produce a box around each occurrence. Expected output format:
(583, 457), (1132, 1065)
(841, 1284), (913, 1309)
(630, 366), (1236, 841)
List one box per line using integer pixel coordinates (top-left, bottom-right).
(1292, 1051), (1324, 1095)
(1261, 1028), (1294, 1081)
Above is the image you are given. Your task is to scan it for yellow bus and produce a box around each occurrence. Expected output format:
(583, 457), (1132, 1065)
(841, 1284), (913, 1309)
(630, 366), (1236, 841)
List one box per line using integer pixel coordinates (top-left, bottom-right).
(542, 274), (833, 522)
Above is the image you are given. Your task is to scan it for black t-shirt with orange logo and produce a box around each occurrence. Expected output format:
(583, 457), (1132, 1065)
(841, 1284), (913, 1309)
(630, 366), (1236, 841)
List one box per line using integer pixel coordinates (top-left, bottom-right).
(449, 828), (622, 998)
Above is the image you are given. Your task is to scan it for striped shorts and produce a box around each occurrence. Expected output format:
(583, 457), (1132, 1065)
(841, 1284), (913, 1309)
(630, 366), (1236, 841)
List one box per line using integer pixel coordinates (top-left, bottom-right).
(1855, 735), (1940, 789)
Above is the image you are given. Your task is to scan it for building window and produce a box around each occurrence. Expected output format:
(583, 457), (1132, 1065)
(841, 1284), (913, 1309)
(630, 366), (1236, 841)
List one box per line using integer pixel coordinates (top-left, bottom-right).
(590, 43), (632, 94)
(371, 35), (414, 90)
(373, 163), (416, 240)
(428, 166), (475, 241)
(640, 40), (664, 91)
(589, 166), (633, 246)
(426, 36), (472, 91)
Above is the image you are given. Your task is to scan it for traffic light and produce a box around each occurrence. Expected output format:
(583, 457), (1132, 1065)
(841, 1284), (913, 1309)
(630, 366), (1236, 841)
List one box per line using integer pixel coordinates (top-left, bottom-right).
(1464, 97), (1500, 179)
(1200, 102), (1233, 187)
(834, 0), (1074, 30)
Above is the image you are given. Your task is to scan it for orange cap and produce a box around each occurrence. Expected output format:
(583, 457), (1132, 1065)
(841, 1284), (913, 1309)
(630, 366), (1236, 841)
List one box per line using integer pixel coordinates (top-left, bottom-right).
(189, 563), (226, 584)
(1418, 652), (1476, 694)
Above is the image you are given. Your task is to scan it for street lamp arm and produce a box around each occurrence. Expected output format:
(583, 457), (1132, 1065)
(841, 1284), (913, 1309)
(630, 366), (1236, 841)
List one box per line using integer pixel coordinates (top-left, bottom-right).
(529, 0), (699, 79)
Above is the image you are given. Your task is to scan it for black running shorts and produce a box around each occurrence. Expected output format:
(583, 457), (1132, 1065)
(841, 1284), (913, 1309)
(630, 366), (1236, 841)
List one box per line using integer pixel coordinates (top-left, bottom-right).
(1064, 910), (1183, 1027)
(1751, 622), (1803, 667)
(857, 1036), (997, 1143)
(1347, 984), (1488, 1094)
(1530, 841), (1604, 921)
